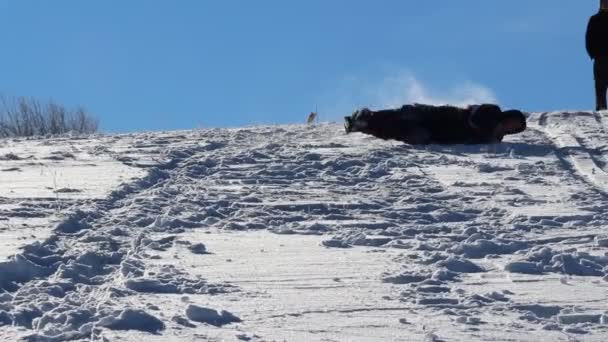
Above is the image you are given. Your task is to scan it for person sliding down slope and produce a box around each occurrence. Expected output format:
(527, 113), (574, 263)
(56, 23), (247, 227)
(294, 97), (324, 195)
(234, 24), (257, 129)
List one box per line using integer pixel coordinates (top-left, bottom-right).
(344, 103), (527, 145)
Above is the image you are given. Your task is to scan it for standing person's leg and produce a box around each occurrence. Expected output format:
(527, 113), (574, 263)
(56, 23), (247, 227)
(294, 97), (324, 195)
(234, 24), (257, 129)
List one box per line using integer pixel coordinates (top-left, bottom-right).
(597, 79), (608, 111)
(594, 78), (608, 111)
(594, 59), (608, 110)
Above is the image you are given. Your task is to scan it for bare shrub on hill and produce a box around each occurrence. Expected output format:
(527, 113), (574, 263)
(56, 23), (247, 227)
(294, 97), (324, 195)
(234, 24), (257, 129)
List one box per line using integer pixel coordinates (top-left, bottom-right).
(0, 95), (98, 138)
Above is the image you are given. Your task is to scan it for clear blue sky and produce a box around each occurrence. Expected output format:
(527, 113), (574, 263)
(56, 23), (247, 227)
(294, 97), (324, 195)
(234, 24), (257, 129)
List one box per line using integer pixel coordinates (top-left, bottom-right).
(0, 1), (600, 132)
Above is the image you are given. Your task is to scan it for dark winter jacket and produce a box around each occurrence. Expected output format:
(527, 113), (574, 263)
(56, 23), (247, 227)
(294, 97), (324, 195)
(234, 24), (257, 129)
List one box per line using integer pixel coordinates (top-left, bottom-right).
(586, 10), (608, 59)
(352, 104), (474, 143)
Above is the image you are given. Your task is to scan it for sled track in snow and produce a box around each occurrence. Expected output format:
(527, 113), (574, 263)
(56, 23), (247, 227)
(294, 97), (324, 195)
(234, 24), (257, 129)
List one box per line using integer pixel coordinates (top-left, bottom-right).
(536, 112), (608, 196)
(572, 112), (608, 171)
(537, 129), (608, 198)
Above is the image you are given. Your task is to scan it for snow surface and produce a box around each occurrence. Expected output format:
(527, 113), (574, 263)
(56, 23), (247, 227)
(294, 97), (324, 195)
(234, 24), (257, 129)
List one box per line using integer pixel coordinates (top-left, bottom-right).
(1, 112), (608, 341)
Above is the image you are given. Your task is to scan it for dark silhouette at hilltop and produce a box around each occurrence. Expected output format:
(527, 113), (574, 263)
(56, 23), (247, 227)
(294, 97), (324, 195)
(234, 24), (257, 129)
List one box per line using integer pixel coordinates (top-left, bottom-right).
(586, 0), (608, 110)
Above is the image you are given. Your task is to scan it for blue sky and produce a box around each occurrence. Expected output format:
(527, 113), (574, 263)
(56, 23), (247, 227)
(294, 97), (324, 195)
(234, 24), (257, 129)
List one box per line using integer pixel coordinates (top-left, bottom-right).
(0, 1), (600, 132)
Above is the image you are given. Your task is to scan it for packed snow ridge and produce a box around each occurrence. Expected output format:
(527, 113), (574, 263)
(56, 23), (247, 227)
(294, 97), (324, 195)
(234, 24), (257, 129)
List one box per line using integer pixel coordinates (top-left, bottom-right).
(0, 111), (608, 341)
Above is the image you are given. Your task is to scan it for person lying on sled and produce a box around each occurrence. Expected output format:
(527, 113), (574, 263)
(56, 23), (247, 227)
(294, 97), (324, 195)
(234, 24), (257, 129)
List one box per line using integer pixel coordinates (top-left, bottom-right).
(344, 103), (527, 144)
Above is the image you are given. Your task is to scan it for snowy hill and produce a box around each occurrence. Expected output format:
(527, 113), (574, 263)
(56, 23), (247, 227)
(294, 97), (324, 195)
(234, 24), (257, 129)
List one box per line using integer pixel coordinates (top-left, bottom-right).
(1, 111), (608, 341)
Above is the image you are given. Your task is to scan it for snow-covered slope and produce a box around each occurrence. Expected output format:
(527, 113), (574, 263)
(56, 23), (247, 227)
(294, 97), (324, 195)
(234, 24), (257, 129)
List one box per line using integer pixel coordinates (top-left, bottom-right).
(1, 112), (608, 341)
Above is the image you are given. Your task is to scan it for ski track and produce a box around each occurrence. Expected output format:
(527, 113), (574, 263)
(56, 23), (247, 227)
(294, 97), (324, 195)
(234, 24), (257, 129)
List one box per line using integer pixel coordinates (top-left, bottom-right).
(1, 113), (608, 341)
(537, 111), (608, 195)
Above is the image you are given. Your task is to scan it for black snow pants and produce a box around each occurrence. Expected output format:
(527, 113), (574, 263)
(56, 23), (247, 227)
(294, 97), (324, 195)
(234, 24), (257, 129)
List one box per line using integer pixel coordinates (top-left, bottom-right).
(594, 58), (608, 111)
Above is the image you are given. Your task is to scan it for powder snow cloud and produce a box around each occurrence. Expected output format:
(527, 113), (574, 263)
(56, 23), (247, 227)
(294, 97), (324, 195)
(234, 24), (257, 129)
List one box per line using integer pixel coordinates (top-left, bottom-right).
(374, 71), (498, 108)
(319, 69), (498, 120)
